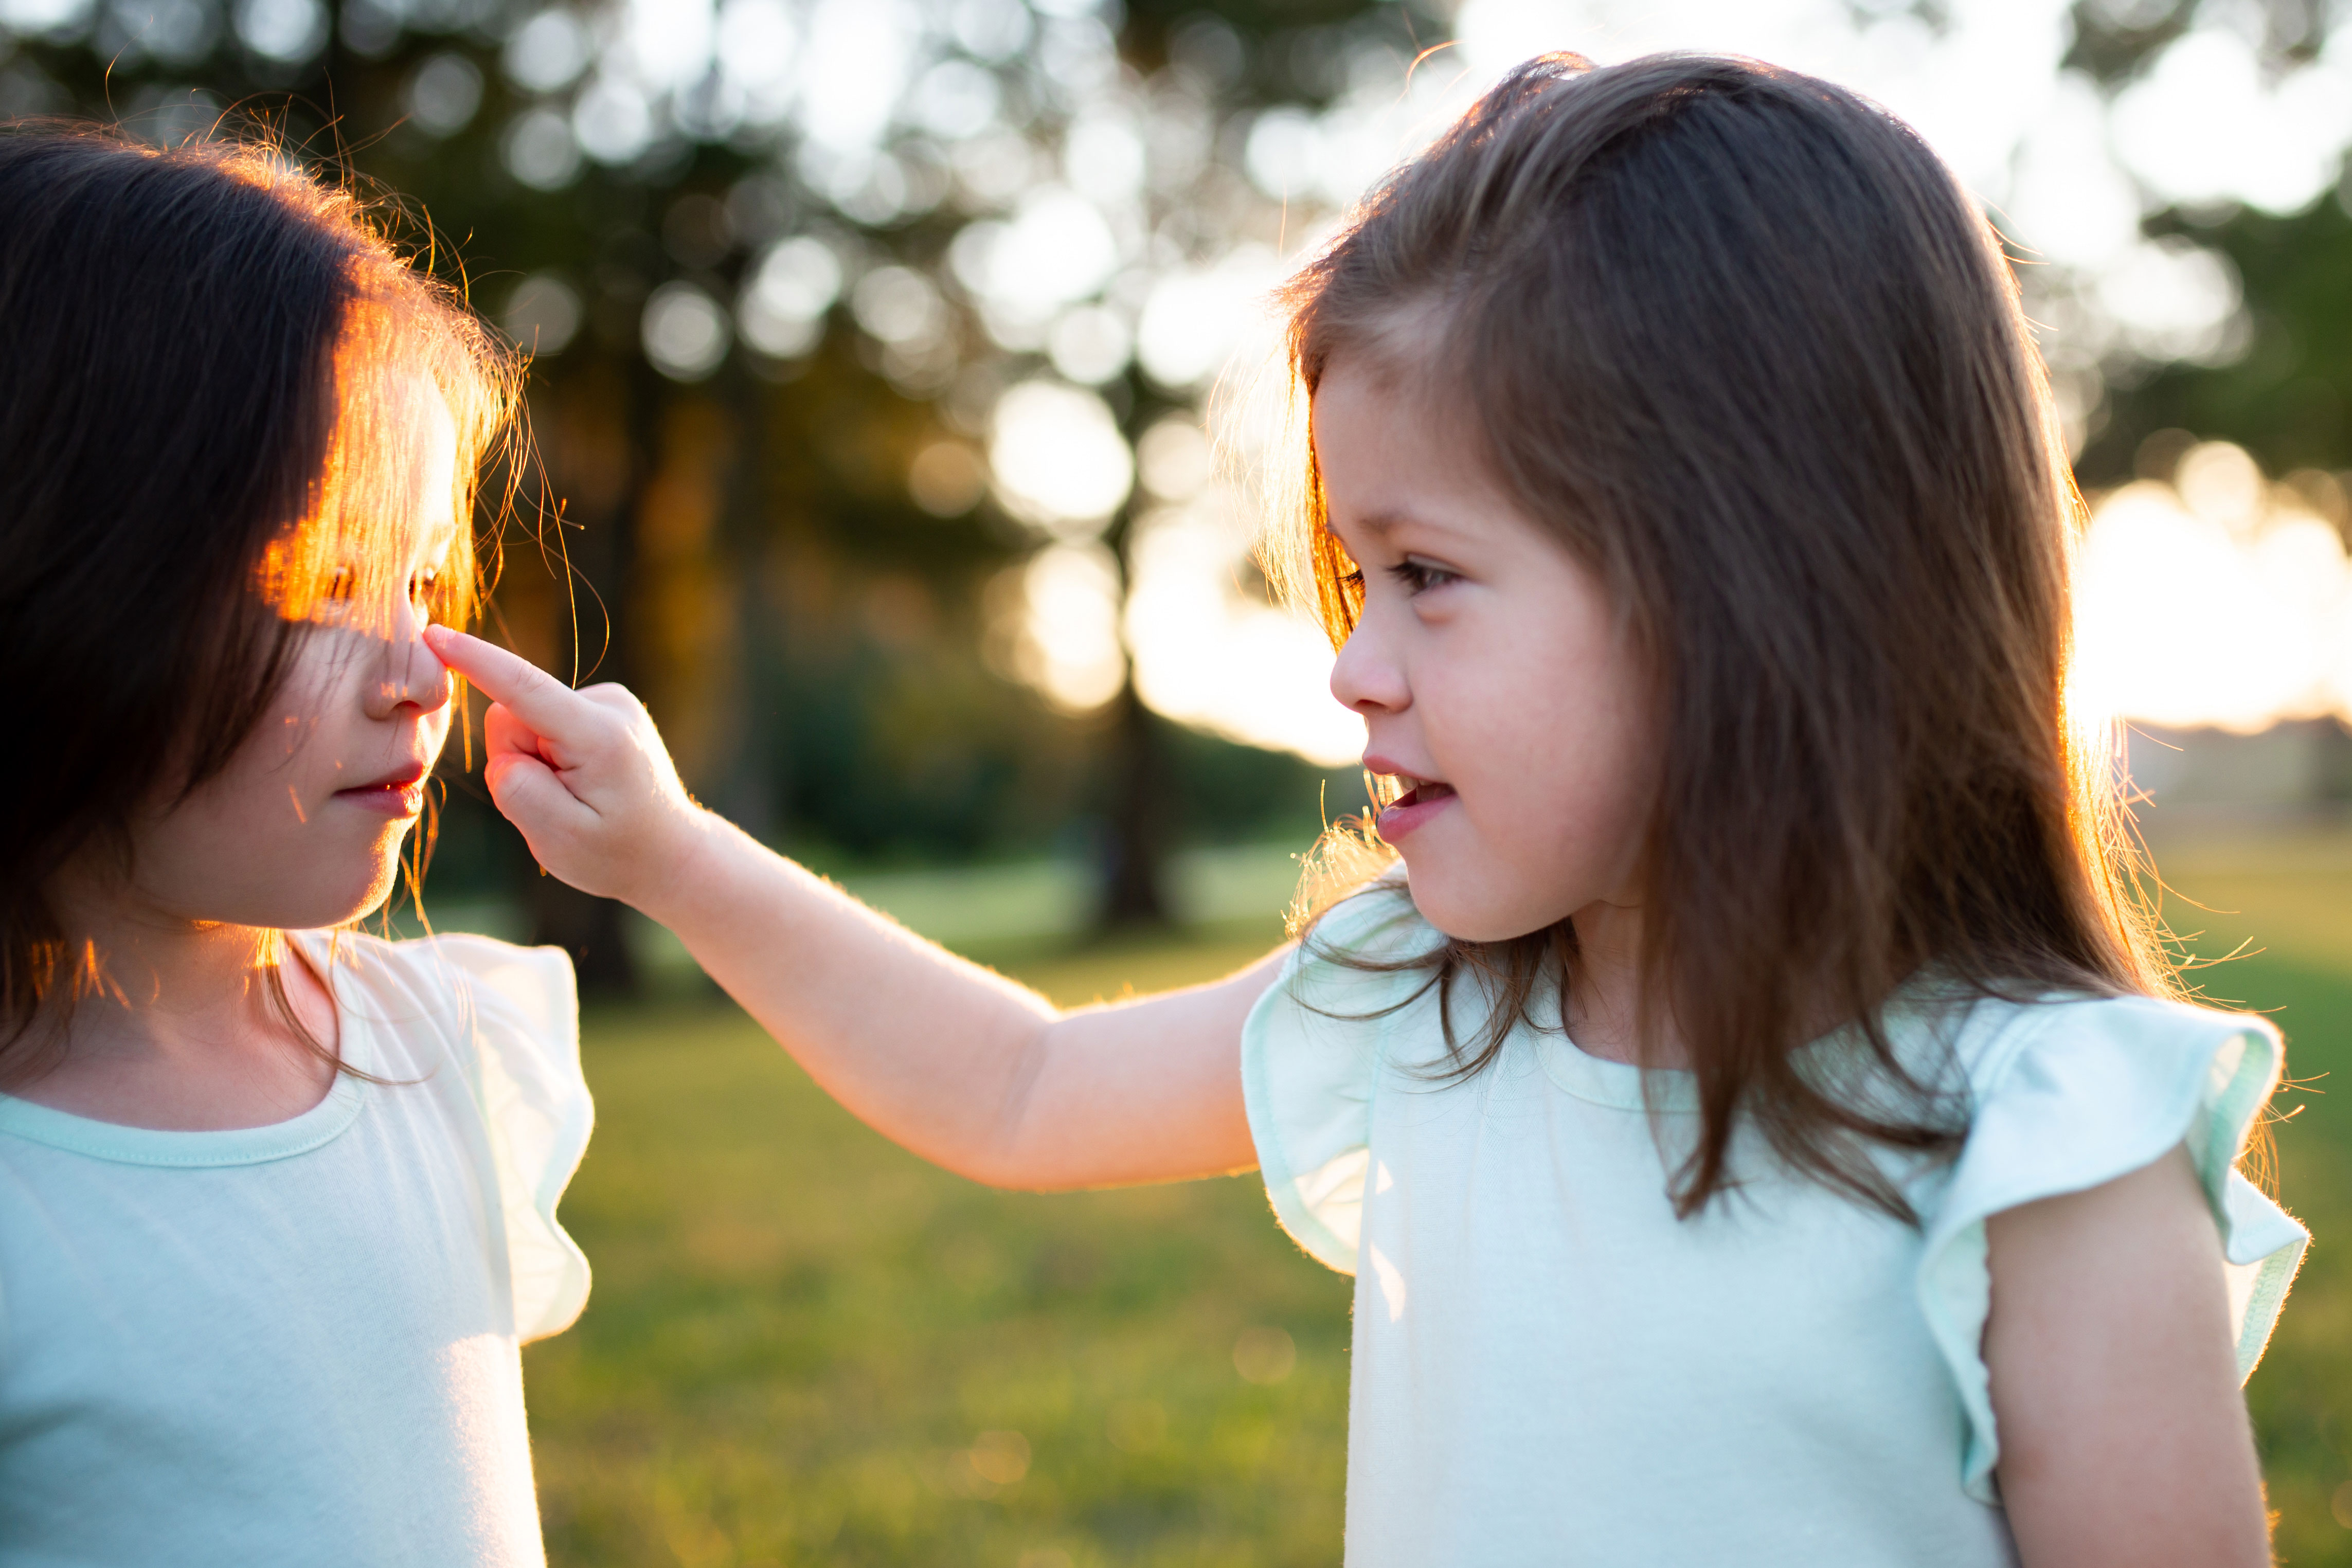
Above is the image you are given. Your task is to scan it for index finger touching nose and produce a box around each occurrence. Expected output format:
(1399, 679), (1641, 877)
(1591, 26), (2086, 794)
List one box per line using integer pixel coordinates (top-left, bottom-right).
(422, 627), (594, 743)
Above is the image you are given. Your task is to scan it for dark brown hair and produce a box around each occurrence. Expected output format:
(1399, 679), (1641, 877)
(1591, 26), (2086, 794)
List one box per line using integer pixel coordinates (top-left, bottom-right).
(0, 127), (517, 1074)
(1264, 54), (2170, 1220)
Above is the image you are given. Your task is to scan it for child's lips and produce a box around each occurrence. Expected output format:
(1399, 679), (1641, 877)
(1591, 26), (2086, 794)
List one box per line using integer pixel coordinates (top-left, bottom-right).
(333, 780), (425, 818)
(333, 765), (427, 819)
(1377, 780), (1456, 841)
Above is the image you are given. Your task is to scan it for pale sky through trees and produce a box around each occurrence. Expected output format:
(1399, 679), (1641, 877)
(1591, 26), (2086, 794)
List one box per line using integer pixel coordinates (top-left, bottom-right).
(7, 0), (2346, 753)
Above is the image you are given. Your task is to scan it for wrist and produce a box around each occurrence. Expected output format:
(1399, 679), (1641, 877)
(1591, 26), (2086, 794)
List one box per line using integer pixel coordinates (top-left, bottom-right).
(629, 802), (731, 928)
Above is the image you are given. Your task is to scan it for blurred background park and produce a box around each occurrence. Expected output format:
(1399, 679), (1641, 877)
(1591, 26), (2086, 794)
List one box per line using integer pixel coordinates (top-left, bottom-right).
(7, 0), (2352, 1559)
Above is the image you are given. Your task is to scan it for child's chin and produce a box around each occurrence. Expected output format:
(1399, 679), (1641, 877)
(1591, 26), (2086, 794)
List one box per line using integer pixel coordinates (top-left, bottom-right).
(1406, 873), (1560, 945)
(271, 858), (405, 933)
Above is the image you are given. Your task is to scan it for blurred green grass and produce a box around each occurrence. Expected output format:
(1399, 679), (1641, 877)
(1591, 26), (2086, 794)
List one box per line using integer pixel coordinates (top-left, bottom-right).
(2147, 829), (2352, 1565)
(527, 837), (2352, 1566)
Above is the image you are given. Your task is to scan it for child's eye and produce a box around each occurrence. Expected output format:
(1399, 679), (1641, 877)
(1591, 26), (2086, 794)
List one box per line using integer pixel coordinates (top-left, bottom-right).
(1388, 557), (1461, 594)
(309, 568), (359, 621)
(410, 568), (438, 602)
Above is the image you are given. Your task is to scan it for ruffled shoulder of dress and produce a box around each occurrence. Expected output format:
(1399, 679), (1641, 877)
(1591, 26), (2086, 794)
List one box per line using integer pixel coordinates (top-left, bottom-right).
(1243, 877), (1439, 1276)
(1914, 991), (2307, 1504)
(306, 930), (593, 1342)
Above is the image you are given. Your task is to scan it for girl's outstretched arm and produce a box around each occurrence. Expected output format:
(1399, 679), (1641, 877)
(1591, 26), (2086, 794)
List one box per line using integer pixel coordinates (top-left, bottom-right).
(426, 627), (1274, 1191)
(1984, 1145), (2273, 1568)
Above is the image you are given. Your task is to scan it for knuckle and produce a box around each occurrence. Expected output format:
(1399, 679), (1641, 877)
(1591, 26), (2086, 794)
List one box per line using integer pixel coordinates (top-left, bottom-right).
(583, 683), (647, 720)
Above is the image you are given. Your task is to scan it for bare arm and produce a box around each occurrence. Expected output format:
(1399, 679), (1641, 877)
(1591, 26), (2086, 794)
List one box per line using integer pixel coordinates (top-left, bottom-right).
(426, 627), (1275, 1189)
(1985, 1145), (2271, 1568)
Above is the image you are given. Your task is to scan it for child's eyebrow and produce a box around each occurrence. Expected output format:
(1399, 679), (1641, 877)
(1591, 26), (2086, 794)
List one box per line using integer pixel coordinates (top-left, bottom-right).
(1351, 506), (1475, 545)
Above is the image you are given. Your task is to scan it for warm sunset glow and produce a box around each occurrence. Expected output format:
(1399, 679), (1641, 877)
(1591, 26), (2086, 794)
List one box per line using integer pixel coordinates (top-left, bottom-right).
(1126, 496), (1364, 766)
(2071, 445), (2352, 734)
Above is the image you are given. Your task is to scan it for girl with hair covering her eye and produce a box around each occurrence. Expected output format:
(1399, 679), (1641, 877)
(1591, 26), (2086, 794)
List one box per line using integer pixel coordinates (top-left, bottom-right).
(0, 130), (589, 1566)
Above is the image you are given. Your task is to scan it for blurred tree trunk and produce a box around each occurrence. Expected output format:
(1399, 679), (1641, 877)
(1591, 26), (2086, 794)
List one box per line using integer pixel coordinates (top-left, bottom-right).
(528, 870), (636, 994)
(1098, 674), (1169, 928)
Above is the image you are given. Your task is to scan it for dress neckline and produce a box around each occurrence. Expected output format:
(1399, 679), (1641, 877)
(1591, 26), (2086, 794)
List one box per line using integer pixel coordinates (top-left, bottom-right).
(0, 931), (371, 1168)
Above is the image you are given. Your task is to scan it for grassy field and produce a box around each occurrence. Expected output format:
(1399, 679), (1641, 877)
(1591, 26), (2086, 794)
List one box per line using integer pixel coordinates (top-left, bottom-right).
(526, 924), (1350, 1568)
(525, 836), (2352, 1566)
(2145, 828), (2352, 1565)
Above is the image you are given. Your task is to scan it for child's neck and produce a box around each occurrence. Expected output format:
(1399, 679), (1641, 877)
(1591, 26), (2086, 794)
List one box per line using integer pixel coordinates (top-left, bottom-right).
(1567, 899), (1691, 1071)
(13, 879), (340, 1132)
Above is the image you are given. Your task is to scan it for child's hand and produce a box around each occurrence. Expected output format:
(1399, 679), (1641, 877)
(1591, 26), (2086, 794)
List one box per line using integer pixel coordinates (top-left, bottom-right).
(423, 627), (713, 912)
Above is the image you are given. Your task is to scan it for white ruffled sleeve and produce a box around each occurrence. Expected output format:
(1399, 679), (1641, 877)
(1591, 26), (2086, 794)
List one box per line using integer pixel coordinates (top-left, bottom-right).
(1917, 994), (2308, 1503)
(432, 934), (595, 1343)
(1241, 885), (1434, 1276)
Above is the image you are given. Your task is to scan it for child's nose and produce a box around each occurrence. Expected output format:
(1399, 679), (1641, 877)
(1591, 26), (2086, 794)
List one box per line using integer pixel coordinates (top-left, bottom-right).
(368, 607), (454, 719)
(1330, 619), (1410, 715)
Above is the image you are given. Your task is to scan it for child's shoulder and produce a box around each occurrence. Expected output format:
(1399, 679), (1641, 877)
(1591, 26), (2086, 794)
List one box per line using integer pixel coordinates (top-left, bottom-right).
(1250, 874), (1435, 1064)
(307, 929), (577, 1034)
(1933, 984), (2281, 1115)
(1912, 983), (2305, 1501)
(290, 929), (581, 1098)
(1927, 988), (2291, 1220)
(1909, 984), (2286, 1216)
(1242, 879), (1441, 1275)
(299, 929), (593, 1342)
(1289, 876), (1443, 983)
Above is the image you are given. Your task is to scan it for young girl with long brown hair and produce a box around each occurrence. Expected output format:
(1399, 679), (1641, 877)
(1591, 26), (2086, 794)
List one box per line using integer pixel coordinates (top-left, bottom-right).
(437, 53), (2304, 1566)
(0, 131), (589, 1564)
